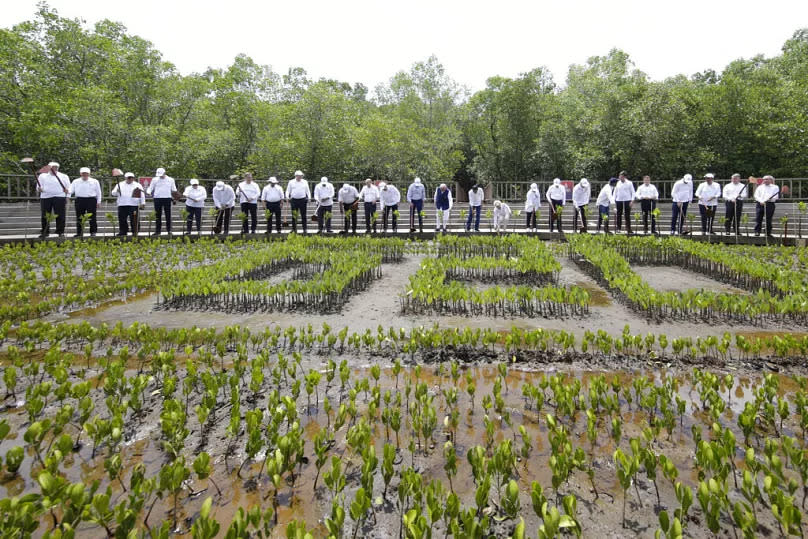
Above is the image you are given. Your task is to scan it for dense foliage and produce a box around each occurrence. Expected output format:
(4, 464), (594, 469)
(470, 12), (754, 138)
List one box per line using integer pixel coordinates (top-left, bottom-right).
(2, 6), (808, 187)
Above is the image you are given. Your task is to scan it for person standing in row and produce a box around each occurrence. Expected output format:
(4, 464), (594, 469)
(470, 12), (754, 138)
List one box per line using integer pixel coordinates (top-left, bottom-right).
(286, 171), (310, 234)
(722, 174), (746, 236)
(37, 161), (69, 238)
(493, 200), (511, 233)
(596, 178), (616, 233)
(261, 177), (284, 234)
(238, 173), (260, 234)
(407, 177), (426, 233)
(183, 179), (206, 235)
(466, 184), (483, 232)
(111, 172), (145, 236)
(671, 174), (693, 235)
(696, 173), (721, 235)
(572, 178), (590, 233)
(147, 168), (177, 236)
(613, 171), (634, 234)
(754, 175), (779, 237)
(524, 183), (541, 232)
(338, 182), (360, 234)
(634, 175), (659, 235)
(212, 181), (236, 235)
(380, 182), (401, 233)
(69, 167), (102, 237)
(314, 176), (334, 234)
(434, 183), (453, 233)
(359, 179), (380, 233)
(546, 178), (565, 233)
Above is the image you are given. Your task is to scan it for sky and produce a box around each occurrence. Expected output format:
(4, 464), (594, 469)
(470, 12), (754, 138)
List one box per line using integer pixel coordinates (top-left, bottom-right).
(3, 0), (808, 92)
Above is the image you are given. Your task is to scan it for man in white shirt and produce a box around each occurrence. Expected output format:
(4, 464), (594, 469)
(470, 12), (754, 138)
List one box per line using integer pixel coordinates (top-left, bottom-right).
(434, 183), (453, 233)
(722, 173), (747, 236)
(69, 167), (102, 237)
(613, 171), (635, 234)
(111, 172), (145, 236)
(634, 175), (659, 235)
(407, 177), (426, 233)
(695, 173), (721, 235)
(212, 181), (236, 235)
(146, 167), (177, 235)
(238, 173), (261, 234)
(671, 174), (694, 235)
(596, 178), (616, 233)
(546, 178), (566, 233)
(183, 179), (207, 235)
(466, 184), (484, 232)
(524, 183), (541, 232)
(754, 175), (779, 236)
(337, 182), (360, 234)
(261, 177), (284, 234)
(285, 170), (311, 234)
(359, 178), (380, 233)
(313, 177), (335, 233)
(572, 178), (590, 233)
(493, 200), (511, 233)
(37, 161), (70, 238)
(379, 182), (401, 232)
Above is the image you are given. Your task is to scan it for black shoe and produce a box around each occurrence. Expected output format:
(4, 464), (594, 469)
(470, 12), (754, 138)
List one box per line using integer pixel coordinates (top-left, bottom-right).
(755, 232), (760, 236)
(73, 233), (83, 238)
(90, 233), (96, 237)
(38, 233), (47, 238)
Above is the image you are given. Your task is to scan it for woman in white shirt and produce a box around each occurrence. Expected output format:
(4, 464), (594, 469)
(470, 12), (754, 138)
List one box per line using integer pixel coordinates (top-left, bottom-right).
(183, 179), (207, 234)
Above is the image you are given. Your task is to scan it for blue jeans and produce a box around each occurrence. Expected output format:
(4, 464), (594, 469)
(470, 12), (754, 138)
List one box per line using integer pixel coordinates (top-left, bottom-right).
(671, 202), (688, 234)
(410, 199), (423, 230)
(466, 205), (481, 230)
(597, 205), (610, 232)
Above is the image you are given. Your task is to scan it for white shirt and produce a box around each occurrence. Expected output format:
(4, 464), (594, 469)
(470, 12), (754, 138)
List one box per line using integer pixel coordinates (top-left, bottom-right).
(112, 181), (146, 207)
(546, 184), (566, 205)
(596, 185), (614, 207)
(37, 171), (69, 198)
(261, 184), (284, 203)
(70, 177), (102, 203)
(525, 189), (541, 212)
(634, 184), (659, 201)
(493, 203), (511, 228)
(695, 181), (721, 207)
(723, 182), (747, 201)
(338, 185), (359, 204)
(754, 183), (779, 204)
(286, 179), (311, 200)
(572, 184), (590, 207)
(671, 179), (693, 203)
(147, 176), (177, 198)
(359, 184), (380, 203)
(613, 180), (635, 202)
(313, 182), (335, 207)
(407, 182), (426, 202)
(380, 185), (401, 207)
(468, 188), (484, 206)
(238, 181), (261, 203)
(213, 184), (236, 208)
(183, 186), (207, 208)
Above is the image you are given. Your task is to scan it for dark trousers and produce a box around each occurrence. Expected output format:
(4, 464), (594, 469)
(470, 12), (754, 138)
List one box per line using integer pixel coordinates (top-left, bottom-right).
(364, 201), (377, 232)
(153, 198), (172, 233)
(549, 200), (563, 232)
(289, 198), (307, 233)
(213, 207), (233, 234)
(343, 202), (358, 233)
(755, 202), (775, 235)
(641, 200), (656, 234)
(241, 202), (257, 233)
(265, 201), (281, 233)
(572, 205), (587, 232)
(615, 201), (632, 232)
(40, 197), (66, 236)
(597, 205), (610, 233)
(699, 204), (717, 234)
(74, 197), (98, 235)
(186, 206), (202, 234)
(383, 204), (398, 231)
(525, 211), (537, 230)
(466, 205), (481, 231)
(317, 204), (333, 232)
(410, 199), (423, 231)
(118, 205), (137, 236)
(725, 200), (743, 234)
(671, 202), (689, 234)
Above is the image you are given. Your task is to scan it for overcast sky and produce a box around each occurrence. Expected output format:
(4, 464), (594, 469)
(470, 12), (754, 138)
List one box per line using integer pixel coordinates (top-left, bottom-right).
(4, 0), (808, 91)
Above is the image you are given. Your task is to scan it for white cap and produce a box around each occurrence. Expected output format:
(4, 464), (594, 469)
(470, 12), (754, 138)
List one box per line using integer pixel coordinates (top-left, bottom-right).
(553, 178), (561, 185)
(79, 167), (90, 174)
(580, 178), (589, 187)
(683, 174), (692, 182)
(365, 178), (372, 183)
(190, 178), (199, 185)
(269, 176), (278, 183)
(124, 172), (135, 178)
(321, 176), (328, 183)
(48, 161), (59, 168)
(379, 182), (387, 189)
(530, 183), (538, 191)
(294, 170), (304, 176)
(763, 175), (775, 181)
(156, 167), (165, 176)
(704, 173), (715, 179)
(216, 181), (224, 187)
(494, 200), (502, 208)
(414, 177), (421, 184)
(343, 183), (351, 188)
